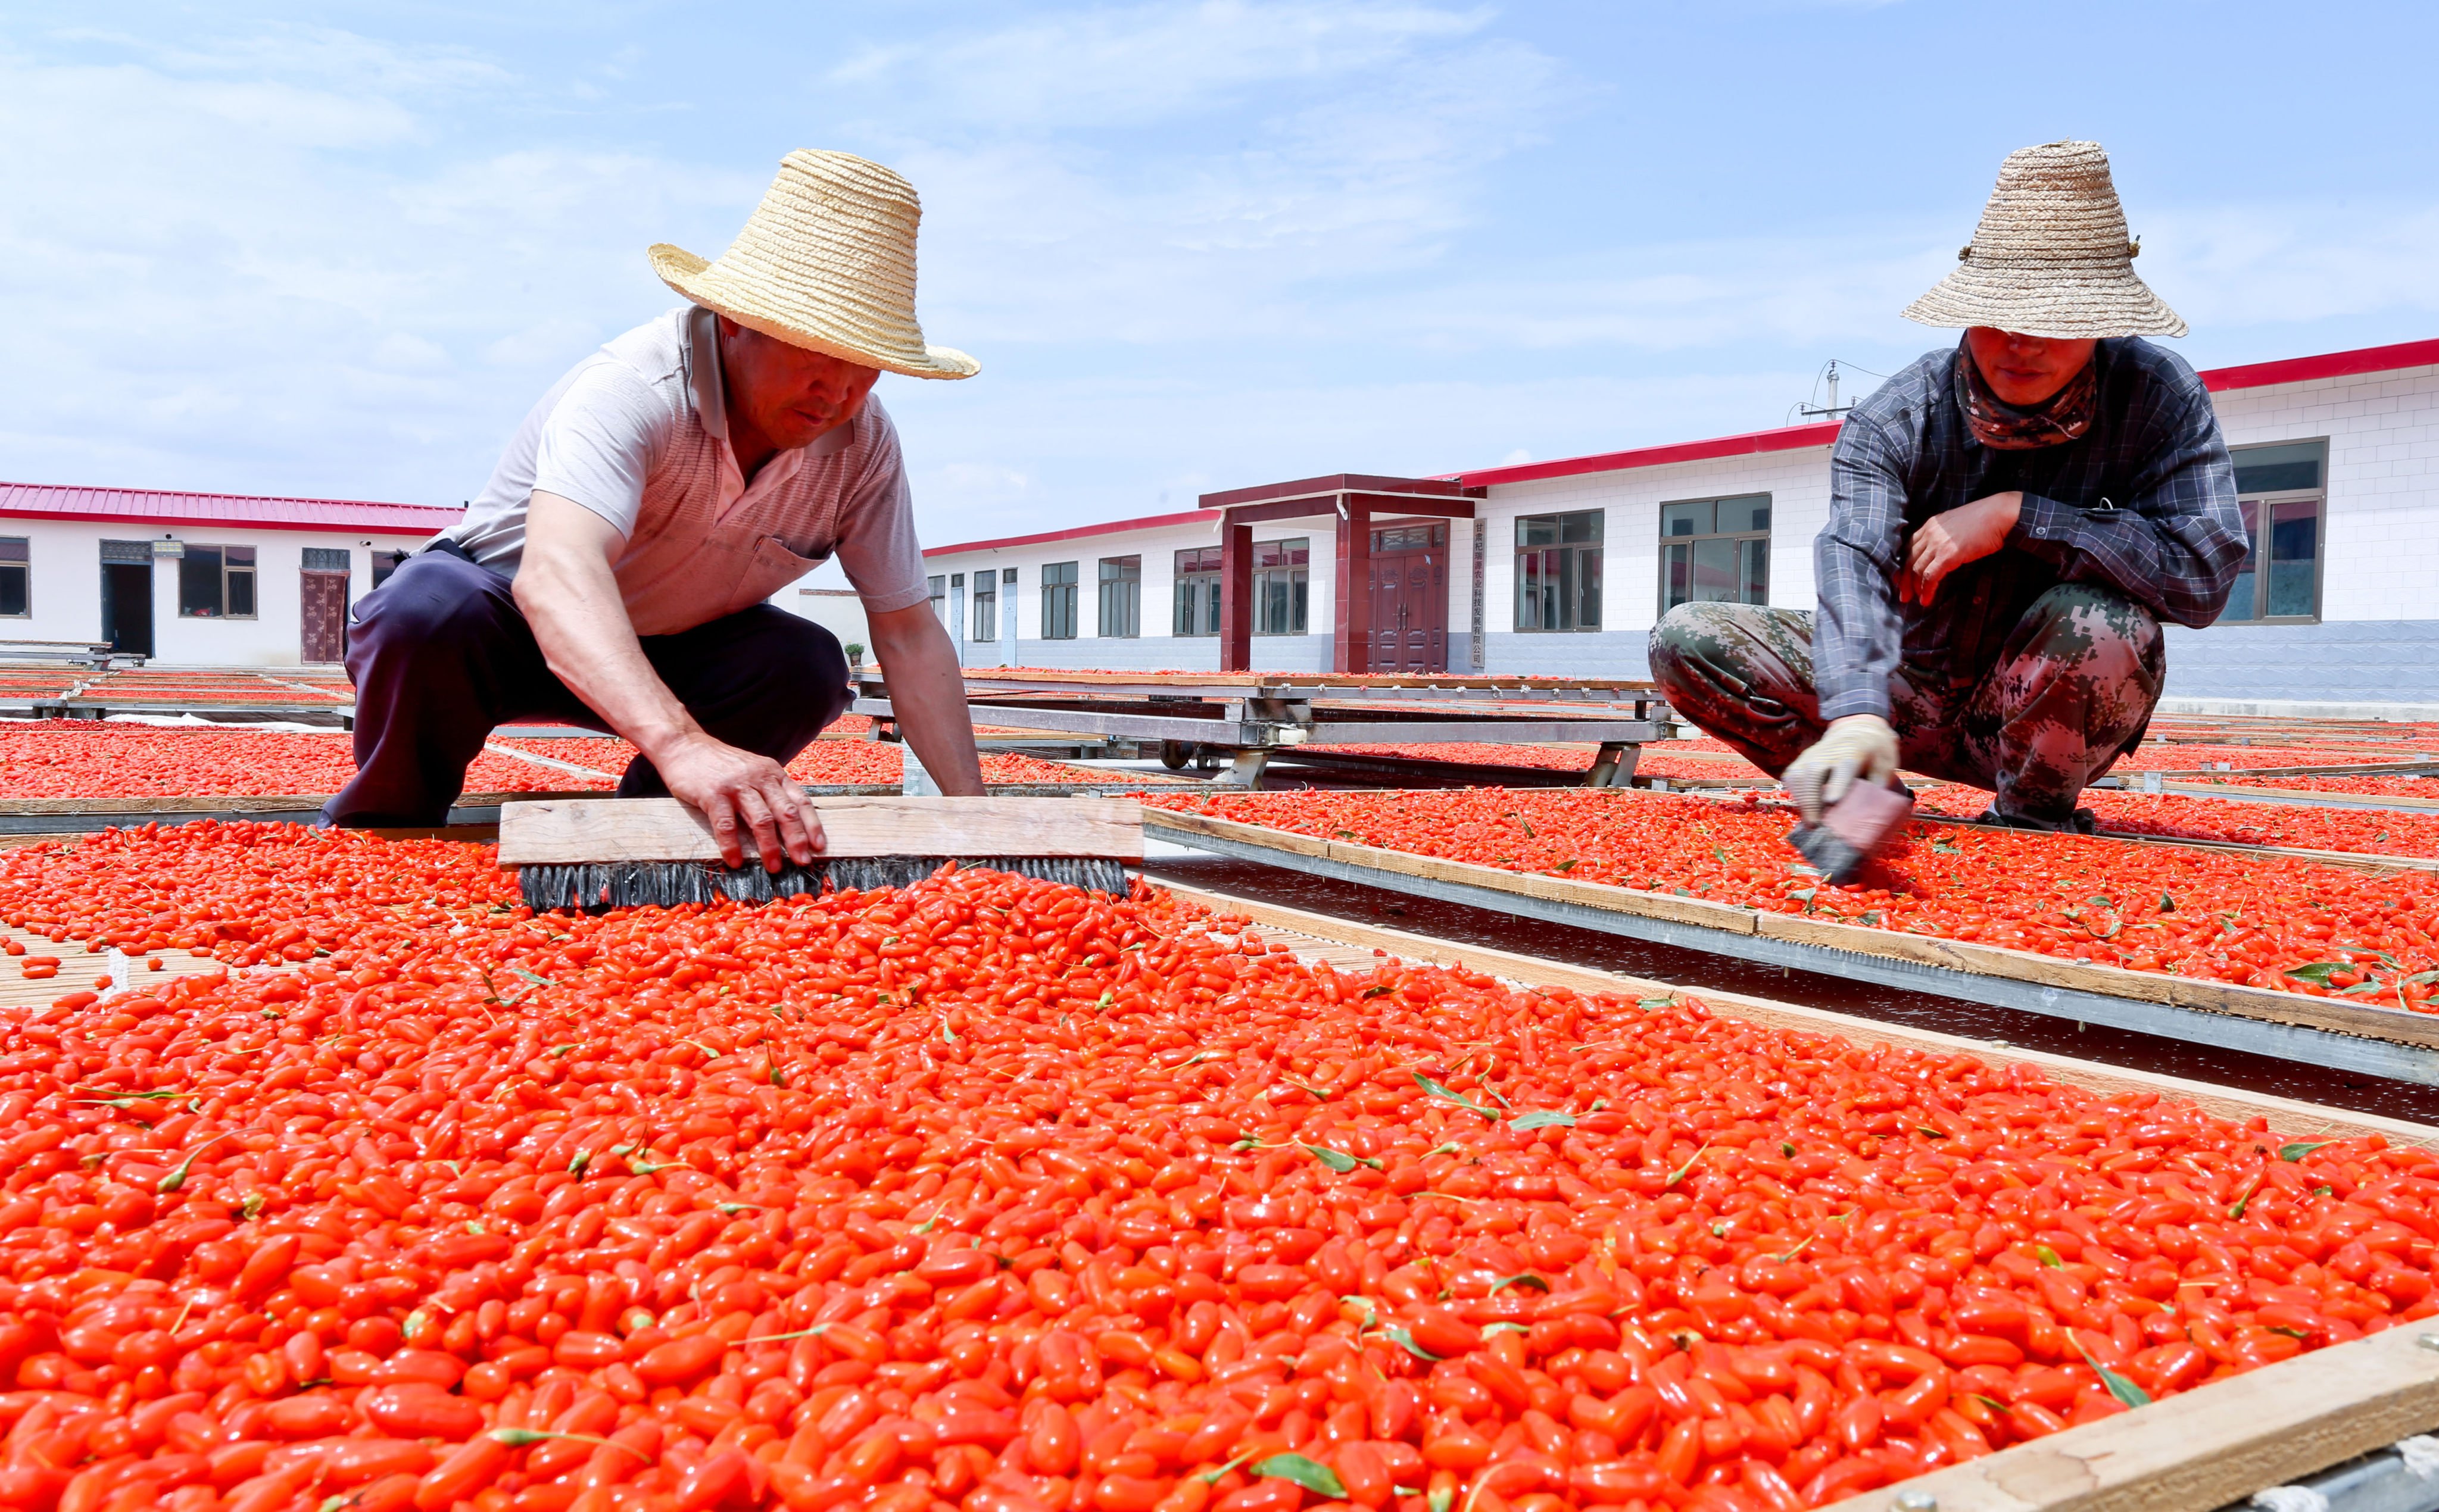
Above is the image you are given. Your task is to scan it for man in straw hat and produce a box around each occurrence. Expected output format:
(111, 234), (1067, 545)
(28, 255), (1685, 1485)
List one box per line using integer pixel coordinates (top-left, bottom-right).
(1651, 140), (2248, 833)
(325, 150), (986, 869)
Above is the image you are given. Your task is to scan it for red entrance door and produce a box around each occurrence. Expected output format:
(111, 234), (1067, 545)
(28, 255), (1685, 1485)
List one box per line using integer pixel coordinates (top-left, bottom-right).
(1365, 523), (1447, 673)
(300, 571), (348, 663)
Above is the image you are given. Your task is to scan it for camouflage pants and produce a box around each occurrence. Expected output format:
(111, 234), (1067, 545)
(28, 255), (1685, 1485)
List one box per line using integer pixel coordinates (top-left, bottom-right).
(1646, 585), (2164, 826)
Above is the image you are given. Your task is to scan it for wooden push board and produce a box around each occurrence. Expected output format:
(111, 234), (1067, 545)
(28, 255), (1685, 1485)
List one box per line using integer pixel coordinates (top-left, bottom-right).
(1154, 884), (2439, 1511)
(499, 795), (1144, 866)
(1143, 808), (2439, 1052)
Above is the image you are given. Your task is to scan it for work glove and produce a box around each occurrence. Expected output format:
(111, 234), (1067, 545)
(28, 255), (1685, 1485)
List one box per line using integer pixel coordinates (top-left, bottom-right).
(1782, 714), (1900, 825)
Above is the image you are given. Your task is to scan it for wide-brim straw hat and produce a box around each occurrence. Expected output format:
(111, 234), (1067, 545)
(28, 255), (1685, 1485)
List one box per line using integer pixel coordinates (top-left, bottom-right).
(650, 149), (978, 380)
(1904, 140), (2185, 339)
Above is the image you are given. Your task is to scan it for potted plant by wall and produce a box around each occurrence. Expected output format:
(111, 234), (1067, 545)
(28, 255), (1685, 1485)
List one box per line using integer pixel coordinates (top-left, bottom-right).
(844, 642), (865, 671)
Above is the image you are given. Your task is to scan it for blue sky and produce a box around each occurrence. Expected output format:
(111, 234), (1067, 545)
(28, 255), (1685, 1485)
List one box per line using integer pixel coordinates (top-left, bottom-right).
(3, 2), (2434, 553)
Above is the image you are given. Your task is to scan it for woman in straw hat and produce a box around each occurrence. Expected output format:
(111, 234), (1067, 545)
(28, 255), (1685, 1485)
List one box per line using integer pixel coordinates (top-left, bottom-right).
(1651, 140), (2249, 834)
(328, 150), (985, 867)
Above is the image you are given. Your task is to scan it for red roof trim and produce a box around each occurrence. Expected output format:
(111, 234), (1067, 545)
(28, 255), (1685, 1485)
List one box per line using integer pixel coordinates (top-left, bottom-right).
(1455, 421), (1844, 489)
(0, 507), (447, 538)
(2201, 337), (2439, 394)
(0, 480), (457, 536)
(924, 507), (1219, 558)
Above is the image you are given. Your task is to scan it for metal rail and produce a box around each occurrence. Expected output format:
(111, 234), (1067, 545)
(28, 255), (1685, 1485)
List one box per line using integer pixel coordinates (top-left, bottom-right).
(1154, 822), (2439, 1088)
(2227, 1439), (2439, 1512)
(860, 700), (1663, 747)
(946, 676), (1659, 707)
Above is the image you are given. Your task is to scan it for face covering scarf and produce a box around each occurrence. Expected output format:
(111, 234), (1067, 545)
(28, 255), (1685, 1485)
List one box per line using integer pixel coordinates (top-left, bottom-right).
(1955, 343), (2098, 449)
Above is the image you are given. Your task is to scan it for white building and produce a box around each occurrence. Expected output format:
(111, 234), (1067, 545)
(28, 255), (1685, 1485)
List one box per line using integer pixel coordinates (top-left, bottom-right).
(0, 482), (454, 666)
(920, 336), (2439, 707)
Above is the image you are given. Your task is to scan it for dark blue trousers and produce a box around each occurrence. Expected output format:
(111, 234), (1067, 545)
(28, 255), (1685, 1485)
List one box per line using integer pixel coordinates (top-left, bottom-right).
(325, 544), (850, 827)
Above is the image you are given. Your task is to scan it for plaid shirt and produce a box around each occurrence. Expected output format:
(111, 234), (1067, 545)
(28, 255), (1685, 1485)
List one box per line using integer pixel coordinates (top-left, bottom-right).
(1815, 338), (2247, 721)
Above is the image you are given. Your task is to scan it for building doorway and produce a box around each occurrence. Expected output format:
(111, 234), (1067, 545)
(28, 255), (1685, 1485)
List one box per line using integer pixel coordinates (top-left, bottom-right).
(1366, 522), (1447, 673)
(300, 549), (350, 663)
(99, 542), (154, 658)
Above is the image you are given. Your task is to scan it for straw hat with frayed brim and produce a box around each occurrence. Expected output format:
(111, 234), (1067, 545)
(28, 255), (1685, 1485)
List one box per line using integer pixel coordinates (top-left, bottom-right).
(1904, 140), (2185, 339)
(650, 149), (978, 380)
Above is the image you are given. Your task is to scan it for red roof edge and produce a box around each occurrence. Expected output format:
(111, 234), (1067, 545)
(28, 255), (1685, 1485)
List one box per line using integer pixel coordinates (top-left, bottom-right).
(0, 507), (447, 537)
(924, 507), (1220, 559)
(1455, 421), (1844, 489)
(0, 479), (457, 536)
(2201, 337), (2439, 394)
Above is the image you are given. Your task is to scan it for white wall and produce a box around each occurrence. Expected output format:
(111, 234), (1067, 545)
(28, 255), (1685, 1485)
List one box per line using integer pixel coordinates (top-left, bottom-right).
(924, 516), (1339, 670)
(1474, 444), (1836, 677)
(2210, 359), (2439, 623)
(913, 355), (2439, 690)
(785, 587), (870, 656)
(1, 519), (432, 665)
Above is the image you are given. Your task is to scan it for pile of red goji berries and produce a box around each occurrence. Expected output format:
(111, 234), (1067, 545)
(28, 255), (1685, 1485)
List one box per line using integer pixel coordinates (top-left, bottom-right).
(2215, 775), (2439, 801)
(1914, 788), (2439, 862)
(1291, 748), (1766, 785)
(2102, 745), (2413, 773)
(4, 823), (2432, 1512)
(73, 672), (353, 707)
(1145, 789), (2439, 1007)
(0, 725), (607, 801)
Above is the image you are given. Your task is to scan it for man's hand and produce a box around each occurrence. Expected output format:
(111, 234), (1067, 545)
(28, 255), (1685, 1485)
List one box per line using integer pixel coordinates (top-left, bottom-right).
(1782, 714), (1900, 824)
(654, 732), (828, 871)
(1898, 491), (2022, 605)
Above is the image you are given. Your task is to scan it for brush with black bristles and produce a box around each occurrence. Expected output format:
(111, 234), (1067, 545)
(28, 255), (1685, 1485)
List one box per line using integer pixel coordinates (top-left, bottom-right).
(499, 795), (1143, 914)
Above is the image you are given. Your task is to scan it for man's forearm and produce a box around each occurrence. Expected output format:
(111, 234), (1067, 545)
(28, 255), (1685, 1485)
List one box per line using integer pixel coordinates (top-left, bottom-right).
(869, 607), (984, 796)
(515, 551), (700, 760)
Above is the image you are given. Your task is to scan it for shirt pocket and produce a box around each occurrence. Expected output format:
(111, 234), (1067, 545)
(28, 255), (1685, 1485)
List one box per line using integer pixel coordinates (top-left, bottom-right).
(726, 535), (829, 616)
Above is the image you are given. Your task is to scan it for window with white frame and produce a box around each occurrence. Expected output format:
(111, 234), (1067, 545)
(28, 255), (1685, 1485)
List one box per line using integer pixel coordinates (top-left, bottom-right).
(2222, 441), (2326, 623)
(970, 571), (997, 642)
(928, 574), (947, 625)
(1659, 494), (1770, 614)
(1514, 511), (1602, 631)
(1099, 557), (1141, 638)
(1041, 561), (1079, 639)
(179, 545), (258, 618)
(1174, 546), (1222, 636)
(1254, 538), (1309, 635)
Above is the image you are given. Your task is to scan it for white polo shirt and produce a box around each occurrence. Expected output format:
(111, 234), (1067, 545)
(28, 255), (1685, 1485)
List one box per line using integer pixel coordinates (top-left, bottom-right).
(447, 305), (932, 637)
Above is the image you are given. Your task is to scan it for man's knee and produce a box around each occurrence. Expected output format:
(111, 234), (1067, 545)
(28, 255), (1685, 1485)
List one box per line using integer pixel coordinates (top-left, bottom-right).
(720, 608), (849, 689)
(353, 554), (515, 663)
(2020, 585), (2163, 685)
(659, 608), (852, 747)
(1649, 602), (1757, 687)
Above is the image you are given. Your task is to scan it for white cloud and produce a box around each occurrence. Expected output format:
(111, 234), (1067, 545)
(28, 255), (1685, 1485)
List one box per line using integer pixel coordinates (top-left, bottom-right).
(2137, 200), (2439, 329)
(847, 2), (1562, 348)
(828, 1), (1497, 132)
(0, 29), (751, 501)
